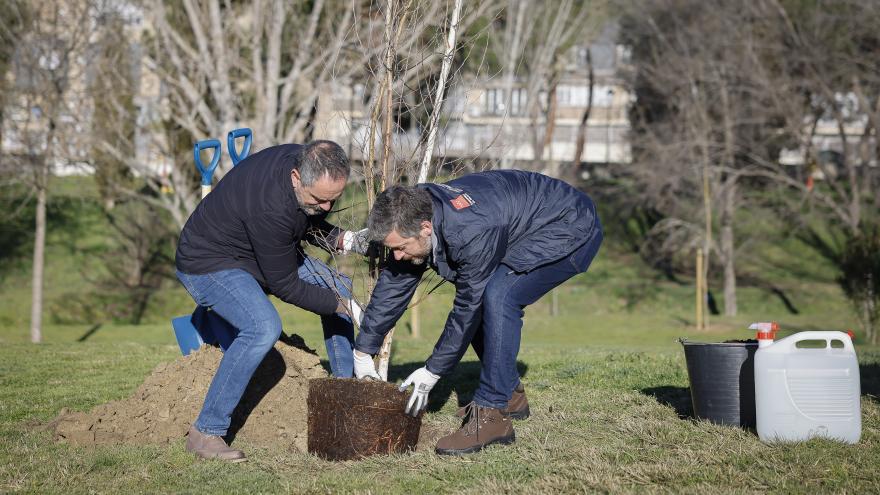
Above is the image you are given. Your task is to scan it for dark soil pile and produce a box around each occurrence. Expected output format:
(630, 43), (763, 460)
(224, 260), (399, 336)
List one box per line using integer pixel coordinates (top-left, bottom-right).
(49, 334), (327, 452)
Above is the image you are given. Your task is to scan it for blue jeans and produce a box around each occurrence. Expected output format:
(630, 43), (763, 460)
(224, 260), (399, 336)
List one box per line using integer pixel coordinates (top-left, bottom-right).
(296, 253), (356, 377)
(471, 229), (604, 409)
(176, 258), (354, 436)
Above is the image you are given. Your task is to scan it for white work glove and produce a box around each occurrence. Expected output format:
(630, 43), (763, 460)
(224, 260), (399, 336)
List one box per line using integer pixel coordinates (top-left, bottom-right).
(398, 366), (440, 417)
(341, 228), (370, 256)
(353, 350), (381, 380)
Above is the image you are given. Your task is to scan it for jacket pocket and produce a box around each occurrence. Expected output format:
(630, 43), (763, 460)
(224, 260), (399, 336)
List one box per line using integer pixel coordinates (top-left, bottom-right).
(568, 230), (603, 273)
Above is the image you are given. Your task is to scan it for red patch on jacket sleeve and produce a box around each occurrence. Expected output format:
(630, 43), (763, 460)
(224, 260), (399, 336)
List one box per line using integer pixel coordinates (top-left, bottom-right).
(450, 195), (471, 210)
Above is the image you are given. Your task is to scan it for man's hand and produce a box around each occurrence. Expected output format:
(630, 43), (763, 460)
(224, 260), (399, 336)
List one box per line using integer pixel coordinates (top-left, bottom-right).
(353, 350), (381, 380)
(341, 228), (370, 256)
(398, 367), (440, 416)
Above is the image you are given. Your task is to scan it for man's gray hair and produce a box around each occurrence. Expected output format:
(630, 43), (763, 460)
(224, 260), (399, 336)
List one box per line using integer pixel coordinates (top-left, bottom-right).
(299, 140), (350, 186)
(368, 185), (433, 241)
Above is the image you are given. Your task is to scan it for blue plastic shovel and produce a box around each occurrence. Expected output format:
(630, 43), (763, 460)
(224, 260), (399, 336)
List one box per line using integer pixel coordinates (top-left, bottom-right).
(171, 131), (249, 355)
(193, 138), (221, 199)
(172, 306), (238, 356)
(227, 127), (253, 166)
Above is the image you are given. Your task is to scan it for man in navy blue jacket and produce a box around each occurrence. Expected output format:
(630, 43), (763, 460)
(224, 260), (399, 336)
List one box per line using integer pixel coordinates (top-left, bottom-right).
(175, 140), (367, 462)
(353, 170), (603, 455)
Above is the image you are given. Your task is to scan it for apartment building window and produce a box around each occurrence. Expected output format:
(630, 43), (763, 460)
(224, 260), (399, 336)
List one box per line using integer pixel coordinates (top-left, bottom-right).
(484, 87), (527, 116)
(556, 84), (615, 108)
(556, 85), (588, 107)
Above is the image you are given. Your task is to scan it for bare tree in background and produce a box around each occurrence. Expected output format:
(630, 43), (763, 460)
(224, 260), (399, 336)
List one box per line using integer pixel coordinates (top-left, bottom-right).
(132, 0), (496, 230)
(489, 0), (605, 174)
(86, 4), (179, 325)
(742, 0), (880, 238)
(742, 0), (880, 341)
(622, 0), (789, 317)
(622, 0), (880, 327)
(1, 1), (97, 342)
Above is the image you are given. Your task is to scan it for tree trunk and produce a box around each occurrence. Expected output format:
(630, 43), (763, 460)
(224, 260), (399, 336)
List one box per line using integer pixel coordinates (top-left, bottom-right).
(718, 78), (737, 317)
(698, 136), (712, 327)
(500, 0), (526, 169)
(720, 179), (737, 316)
(572, 47), (594, 176)
(539, 76), (559, 175)
(417, 0), (463, 183)
(30, 163), (48, 344)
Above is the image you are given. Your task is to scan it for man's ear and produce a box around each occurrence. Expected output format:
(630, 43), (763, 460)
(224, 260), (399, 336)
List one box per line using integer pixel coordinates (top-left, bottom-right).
(420, 220), (433, 238)
(291, 168), (301, 188)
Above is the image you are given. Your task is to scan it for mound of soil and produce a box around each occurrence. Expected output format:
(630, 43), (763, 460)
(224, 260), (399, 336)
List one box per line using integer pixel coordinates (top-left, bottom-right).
(49, 333), (327, 452)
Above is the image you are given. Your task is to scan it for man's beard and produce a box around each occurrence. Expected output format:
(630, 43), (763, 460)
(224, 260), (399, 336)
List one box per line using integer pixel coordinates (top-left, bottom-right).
(294, 189), (324, 216)
(301, 204), (323, 216)
(409, 236), (432, 265)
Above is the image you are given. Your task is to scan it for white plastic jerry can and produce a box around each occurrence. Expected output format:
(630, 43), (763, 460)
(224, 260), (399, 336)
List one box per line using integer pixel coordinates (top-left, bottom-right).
(751, 323), (861, 444)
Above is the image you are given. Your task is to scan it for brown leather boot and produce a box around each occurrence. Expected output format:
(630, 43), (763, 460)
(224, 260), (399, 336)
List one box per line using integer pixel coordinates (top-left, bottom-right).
(505, 383), (530, 419)
(436, 403), (515, 455)
(185, 426), (247, 462)
(456, 383), (530, 420)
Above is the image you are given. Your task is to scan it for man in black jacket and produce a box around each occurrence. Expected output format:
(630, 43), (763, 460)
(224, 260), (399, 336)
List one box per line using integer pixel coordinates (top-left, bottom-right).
(352, 170), (603, 455)
(175, 140), (366, 462)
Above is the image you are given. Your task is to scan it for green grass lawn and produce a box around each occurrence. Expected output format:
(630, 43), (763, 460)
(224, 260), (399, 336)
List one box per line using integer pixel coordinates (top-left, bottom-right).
(1, 179), (878, 492)
(1, 265), (878, 493)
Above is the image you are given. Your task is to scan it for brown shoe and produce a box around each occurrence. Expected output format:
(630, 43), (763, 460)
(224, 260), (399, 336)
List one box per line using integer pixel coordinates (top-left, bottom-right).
(455, 383), (530, 420)
(505, 383), (530, 419)
(185, 426), (247, 463)
(436, 403), (515, 455)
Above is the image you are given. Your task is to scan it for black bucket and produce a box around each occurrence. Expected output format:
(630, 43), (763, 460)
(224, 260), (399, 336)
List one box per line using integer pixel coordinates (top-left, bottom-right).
(680, 340), (757, 428)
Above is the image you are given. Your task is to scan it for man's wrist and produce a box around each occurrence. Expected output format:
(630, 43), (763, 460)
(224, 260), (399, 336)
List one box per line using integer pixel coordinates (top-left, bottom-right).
(424, 361), (442, 378)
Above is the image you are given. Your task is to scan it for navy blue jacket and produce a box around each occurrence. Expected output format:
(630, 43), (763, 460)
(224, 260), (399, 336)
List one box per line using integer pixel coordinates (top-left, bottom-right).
(176, 144), (342, 315)
(355, 170), (601, 375)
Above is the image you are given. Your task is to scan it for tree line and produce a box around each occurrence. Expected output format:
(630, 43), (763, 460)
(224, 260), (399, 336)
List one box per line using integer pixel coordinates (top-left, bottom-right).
(0, 0), (877, 342)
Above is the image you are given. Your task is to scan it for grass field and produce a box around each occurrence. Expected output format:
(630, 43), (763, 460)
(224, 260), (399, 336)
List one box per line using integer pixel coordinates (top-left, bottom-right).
(1, 179), (878, 493)
(1, 263), (878, 493)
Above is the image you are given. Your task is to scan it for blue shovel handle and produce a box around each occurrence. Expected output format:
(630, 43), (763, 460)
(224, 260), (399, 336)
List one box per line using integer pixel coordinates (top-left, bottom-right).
(193, 139), (222, 186)
(227, 128), (253, 166)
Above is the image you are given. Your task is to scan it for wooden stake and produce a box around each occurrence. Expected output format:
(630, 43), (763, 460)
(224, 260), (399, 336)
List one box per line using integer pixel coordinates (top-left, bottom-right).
(411, 303), (420, 338)
(377, 328), (394, 381)
(375, 0), (408, 380)
(696, 248), (704, 330)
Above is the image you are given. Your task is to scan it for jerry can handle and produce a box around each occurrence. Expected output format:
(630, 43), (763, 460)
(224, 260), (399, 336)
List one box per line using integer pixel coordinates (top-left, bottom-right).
(787, 331), (854, 352)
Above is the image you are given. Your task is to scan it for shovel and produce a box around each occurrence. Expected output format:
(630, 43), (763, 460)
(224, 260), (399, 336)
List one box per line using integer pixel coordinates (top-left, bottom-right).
(227, 127), (252, 166)
(172, 131), (250, 355)
(193, 138), (221, 199)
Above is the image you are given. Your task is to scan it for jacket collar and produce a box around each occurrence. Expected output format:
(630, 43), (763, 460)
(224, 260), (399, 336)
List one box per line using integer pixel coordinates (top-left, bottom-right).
(279, 149), (301, 209)
(423, 186), (454, 280)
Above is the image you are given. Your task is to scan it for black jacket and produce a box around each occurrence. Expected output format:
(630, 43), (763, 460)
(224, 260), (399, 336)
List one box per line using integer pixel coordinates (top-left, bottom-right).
(355, 170), (602, 375)
(175, 144), (342, 315)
